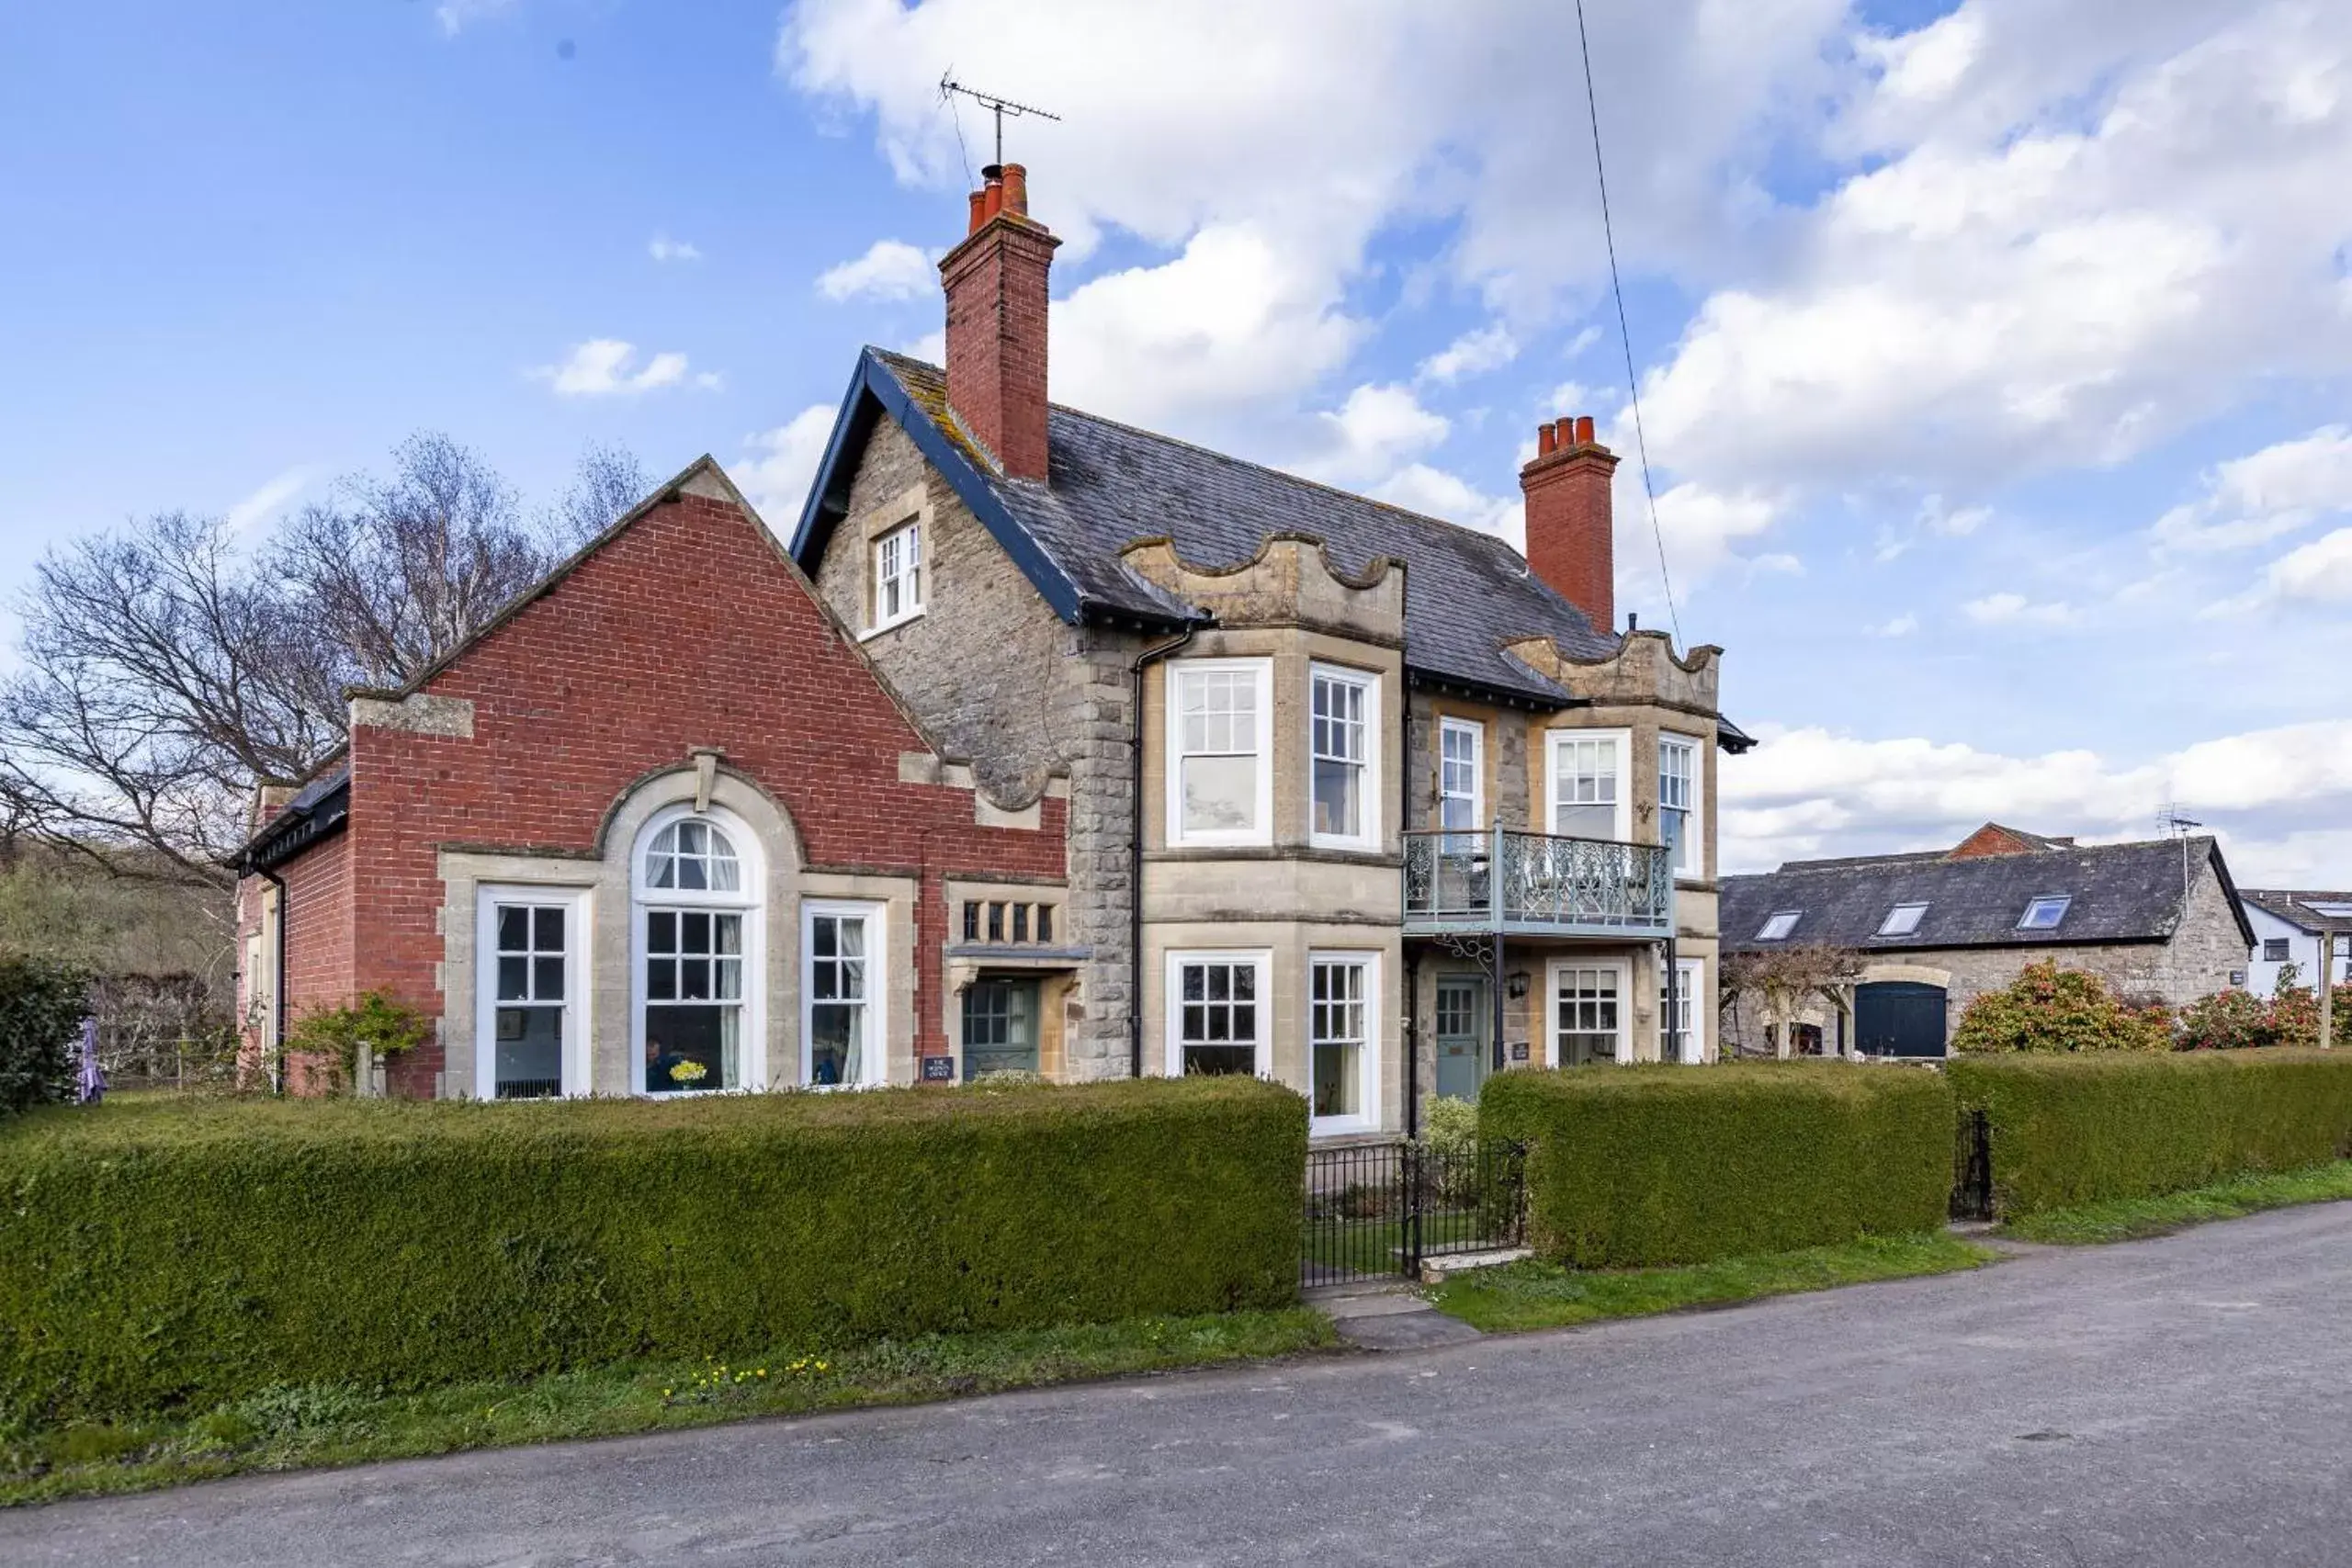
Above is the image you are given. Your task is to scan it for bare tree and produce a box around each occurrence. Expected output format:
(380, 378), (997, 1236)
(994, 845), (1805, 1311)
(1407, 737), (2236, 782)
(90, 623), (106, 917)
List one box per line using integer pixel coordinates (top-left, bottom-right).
(2, 434), (649, 882)
(1719, 944), (1865, 1058)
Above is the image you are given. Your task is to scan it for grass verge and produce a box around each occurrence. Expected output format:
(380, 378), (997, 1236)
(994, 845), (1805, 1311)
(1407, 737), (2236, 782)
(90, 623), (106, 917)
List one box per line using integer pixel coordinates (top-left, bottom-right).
(1999, 1158), (2352, 1246)
(0, 1309), (1334, 1508)
(1429, 1233), (1995, 1335)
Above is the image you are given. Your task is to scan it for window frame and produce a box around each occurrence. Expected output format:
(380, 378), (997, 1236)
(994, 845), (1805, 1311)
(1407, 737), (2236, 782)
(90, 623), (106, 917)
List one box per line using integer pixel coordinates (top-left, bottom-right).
(473, 884), (593, 1100)
(1657, 730), (1703, 879)
(1756, 909), (1801, 942)
(629, 802), (765, 1097)
(2018, 895), (2072, 931)
(800, 898), (888, 1090)
(1547, 957), (1631, 1067)
(1164, 657), (1275, 849)
(1878, 902), (1929, 938)
(1162, 948), (1273, 1080)
(1544, 728), (1633, 844)
(870, 520), (924, 633)
(1658, 955), (1704, 1066)
(1306, 662), (1382, 852)
(2263, 937), (2292, 964)
(1438, 716), (1484, 840)
(1306, 949), (1382, 1136)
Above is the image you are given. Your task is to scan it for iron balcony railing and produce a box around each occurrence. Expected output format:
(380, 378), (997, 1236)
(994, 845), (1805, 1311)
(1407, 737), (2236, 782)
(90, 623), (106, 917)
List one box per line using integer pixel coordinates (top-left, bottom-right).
(1401, 826), (1673, 938)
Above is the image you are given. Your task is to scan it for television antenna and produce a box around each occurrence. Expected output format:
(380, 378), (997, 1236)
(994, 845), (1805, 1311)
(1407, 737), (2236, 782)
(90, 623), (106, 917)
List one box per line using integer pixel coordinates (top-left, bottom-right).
(939, 76), (1061, 168)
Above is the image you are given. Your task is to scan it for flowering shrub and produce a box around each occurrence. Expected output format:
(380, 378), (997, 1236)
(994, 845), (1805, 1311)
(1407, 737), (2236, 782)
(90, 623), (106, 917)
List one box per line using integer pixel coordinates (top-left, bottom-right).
(2177, 966), (2352, 1050)
(1951, 961), (2173, 1054)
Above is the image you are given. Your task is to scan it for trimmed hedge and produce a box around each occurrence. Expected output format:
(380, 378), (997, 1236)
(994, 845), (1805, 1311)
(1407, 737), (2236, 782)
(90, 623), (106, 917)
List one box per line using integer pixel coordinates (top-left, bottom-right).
(0, 1077), (1306, 1423)
(1948, 1049), (2352, 1216)
(1480, 1064), (1953, 1269)
(0, 953), (89, 1115)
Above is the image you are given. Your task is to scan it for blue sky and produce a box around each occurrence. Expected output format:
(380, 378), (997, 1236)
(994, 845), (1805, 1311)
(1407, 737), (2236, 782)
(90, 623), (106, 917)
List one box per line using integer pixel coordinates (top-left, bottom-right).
(5, 0), (2349, 879)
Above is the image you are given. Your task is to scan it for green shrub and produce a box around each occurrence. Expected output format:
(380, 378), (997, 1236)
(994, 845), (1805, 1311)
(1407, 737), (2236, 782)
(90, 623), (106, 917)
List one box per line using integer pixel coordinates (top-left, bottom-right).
(0, 953), (90, 1115)
(1948, 1048), (2352, 1216)
(280, 990), (433, 1094)
(1420, 1093), (1479, 1158)
(1951, 960), (2172, 1054)
(0, 1076), (1306, 1423)
(1479, 1064), (1953, 1269)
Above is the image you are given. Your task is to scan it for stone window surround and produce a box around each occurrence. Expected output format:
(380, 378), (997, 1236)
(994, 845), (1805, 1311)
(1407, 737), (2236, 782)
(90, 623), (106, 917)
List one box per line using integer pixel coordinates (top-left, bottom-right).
(435, 763), (919, 1097)
(473, 883), (594, 1100)
(851, 480), (934, 640)
(630, 800), (768, 1097)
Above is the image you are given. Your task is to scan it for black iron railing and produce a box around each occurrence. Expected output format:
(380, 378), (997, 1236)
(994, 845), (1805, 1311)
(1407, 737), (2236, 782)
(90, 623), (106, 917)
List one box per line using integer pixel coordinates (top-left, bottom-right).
(1304, 1139), (1528, 1285)
(1402, 828), (1672, 936)
(1951, 1108), (1993, 1221)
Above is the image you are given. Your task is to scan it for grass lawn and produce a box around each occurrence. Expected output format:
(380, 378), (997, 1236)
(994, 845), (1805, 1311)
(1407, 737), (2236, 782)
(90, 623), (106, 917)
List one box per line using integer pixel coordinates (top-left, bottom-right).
(1999, 1158), (2352, 1245)
(0, 1309), (1335, 1508)
(1429, 1233), (1996, 1335)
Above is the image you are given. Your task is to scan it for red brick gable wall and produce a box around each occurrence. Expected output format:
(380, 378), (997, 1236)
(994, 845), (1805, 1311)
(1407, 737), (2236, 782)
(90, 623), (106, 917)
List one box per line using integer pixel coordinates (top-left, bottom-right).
(310, 484), (1062, 1097)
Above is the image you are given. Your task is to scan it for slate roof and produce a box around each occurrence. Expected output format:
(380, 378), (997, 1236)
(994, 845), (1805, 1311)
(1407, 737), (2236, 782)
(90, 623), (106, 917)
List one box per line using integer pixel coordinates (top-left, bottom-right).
(1722, 833), (2254, 953)
(795, 349), (1646, 711)
(233, 762), (351, 873)
(2242, 889), (2352, 935)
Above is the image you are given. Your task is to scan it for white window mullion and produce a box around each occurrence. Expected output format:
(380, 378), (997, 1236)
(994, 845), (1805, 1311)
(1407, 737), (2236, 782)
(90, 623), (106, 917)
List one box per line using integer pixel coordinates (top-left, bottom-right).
(1167, 659), (1273, 847)
(1308, 952), (1379, 1134)
(1308, 664), (1379, 850)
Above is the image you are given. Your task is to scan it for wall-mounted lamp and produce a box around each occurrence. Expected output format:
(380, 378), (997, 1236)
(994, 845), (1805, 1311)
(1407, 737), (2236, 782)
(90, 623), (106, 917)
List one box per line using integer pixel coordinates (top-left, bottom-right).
(1507, 971), (1531, 1000)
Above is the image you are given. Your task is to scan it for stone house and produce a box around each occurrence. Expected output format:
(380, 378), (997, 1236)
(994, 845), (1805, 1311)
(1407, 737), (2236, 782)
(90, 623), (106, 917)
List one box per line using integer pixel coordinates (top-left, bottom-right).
(234, 463), (1069, 1099)
(1719, 823), (2255, 1057)
(788, 163), (1749, 1138)
(2238, 889), (2352, 998)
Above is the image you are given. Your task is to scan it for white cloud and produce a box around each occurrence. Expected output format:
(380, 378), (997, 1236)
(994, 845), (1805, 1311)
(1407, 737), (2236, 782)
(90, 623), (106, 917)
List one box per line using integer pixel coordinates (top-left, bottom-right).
(2262, 527), (2352, 605)
(1616, 475), (1785, 600)
(649, 234), (703, 264)
(1417, 323), (1517, 385)
(2152, 424), (2352, 554)
(816, 239), (935, 303)
(223, 468), (312, 537)
(435, 0), (518, 37)
(532, 340), (698, 398)
(736, 405), (837, 525)
(1639, 3), (2352, 503)
(1962, 591), (2075, 626)
(1870, 613), (1919, 637)
(1721, 717), (2352, 878)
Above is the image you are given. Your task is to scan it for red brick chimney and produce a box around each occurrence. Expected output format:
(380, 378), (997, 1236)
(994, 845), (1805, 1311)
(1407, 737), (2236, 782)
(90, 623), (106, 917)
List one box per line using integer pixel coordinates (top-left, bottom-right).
(939, 162), (1061, 481)
(1520, 414), (1620, 634)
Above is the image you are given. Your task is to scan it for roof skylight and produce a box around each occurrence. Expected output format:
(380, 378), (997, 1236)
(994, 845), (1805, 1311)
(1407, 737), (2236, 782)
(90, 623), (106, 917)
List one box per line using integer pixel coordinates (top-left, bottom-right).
(1878, 902), (1928, 937)
(2018, 895), (2071, 931)
(1756, 910), (1800, 941)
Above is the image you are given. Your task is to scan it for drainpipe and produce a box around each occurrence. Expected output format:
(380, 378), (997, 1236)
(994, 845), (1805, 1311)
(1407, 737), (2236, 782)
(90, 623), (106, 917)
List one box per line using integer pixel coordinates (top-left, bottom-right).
(1128, 623), (1198, 1079)
(1405, 949), (1420, 1139)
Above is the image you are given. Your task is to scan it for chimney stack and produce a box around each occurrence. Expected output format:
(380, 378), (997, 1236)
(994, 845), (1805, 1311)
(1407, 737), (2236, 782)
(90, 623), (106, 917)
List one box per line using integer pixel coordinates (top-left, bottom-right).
(1520, 414), (1619, 634)
(940, 162), (1060, 481)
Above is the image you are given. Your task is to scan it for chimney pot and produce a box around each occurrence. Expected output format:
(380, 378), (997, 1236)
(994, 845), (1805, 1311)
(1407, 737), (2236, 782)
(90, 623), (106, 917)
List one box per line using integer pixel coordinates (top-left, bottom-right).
(1538, 422), (1558, 457)
(1575, 414), (1596, 445)
(967, 190), (988, 235)
(1001, 163), (1029, 216)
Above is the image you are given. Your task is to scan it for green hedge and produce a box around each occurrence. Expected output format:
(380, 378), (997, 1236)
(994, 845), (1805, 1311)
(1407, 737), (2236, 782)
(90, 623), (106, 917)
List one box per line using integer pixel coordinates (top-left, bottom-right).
(1948, 1049), (2352, 1216)
(1480, 1064), (1953, 1269)
(0, 1077), (1306, 1423)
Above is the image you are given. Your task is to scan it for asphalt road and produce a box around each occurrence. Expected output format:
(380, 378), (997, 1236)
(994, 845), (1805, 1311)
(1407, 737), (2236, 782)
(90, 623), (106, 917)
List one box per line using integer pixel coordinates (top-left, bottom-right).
(10, 1204), (2352, 1567)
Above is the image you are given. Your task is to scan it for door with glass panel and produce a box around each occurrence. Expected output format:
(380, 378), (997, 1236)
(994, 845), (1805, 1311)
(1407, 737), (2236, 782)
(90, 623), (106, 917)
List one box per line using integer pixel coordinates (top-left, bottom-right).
(962, 977), (1039, 1078)
(805, 906), (875, 1087)
(1433, 976), (1487, 1101)
(486, 898), (571, 1099)
(1553, 963), (1625, 1066)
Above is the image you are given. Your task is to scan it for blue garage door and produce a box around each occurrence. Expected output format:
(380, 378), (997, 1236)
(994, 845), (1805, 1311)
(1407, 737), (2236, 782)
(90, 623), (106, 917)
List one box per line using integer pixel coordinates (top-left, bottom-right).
(1856, 981), (1947, 1058)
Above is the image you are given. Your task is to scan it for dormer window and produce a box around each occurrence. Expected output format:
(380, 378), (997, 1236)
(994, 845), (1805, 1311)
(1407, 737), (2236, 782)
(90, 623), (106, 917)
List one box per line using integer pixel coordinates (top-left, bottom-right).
(1878, 902), (1928, 937)
(2018, 895), (2071, 931)
(1756, 910), (1800, 942)
(872, 521), (923, 630)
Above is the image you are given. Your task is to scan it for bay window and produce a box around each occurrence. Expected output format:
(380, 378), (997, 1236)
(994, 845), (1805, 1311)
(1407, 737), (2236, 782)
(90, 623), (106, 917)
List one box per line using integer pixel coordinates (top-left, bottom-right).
(1165, 950), (1271, 1077)
(1547, 730), (1628, 841)
(1309, 953), (1379, 1134)
(1658, 958), (1702, 1065)
(1551, 962), (1626, 1066)
(1167, 659), (1272, 846)
(1308, 664), (1378, 849)
(1658, 733), (1700, 876)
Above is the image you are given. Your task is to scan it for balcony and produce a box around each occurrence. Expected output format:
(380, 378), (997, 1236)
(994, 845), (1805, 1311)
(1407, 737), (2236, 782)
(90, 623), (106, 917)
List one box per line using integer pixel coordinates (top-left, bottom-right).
(1401, 828), (1673, 939)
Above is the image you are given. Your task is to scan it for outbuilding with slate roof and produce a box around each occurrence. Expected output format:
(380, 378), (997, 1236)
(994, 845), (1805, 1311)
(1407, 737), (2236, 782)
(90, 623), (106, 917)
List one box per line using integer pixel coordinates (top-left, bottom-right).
(1721, 824), (2255, 1057)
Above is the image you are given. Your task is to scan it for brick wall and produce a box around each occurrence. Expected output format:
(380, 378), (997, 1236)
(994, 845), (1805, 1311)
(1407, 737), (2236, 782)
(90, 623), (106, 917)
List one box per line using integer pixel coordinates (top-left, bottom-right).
(251, 480), (1063, 1097)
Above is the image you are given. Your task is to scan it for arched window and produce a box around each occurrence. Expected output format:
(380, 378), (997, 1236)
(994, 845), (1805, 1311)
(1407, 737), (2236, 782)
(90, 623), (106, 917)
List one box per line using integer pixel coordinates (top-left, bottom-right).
(633, 806), (763, 1094)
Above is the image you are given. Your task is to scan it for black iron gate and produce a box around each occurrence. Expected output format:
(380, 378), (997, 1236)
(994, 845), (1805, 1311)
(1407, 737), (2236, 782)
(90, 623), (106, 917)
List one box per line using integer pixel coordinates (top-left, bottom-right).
(1303, 1139), (1527, 1286)
(1951, 1108), (1993, 1221)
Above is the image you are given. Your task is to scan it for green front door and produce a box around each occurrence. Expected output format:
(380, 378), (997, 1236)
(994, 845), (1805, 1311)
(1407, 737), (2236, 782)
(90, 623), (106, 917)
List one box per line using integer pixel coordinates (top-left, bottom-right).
(962, 978), (1039, 1078)
(1433, 978), (1486, 1101)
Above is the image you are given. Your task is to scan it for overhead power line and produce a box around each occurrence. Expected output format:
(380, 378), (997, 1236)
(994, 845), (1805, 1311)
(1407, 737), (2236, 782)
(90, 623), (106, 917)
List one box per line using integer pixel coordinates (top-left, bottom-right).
(1573, 0), (1682, 649)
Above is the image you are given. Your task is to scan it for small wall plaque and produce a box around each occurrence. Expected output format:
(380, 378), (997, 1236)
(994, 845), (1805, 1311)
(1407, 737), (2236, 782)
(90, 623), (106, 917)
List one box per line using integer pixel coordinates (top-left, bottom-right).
(921, 1055), (956, 1083)
(1509, 1041), (1530, 1062)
